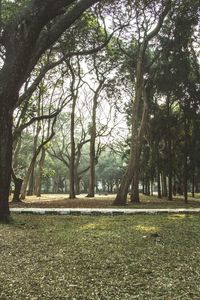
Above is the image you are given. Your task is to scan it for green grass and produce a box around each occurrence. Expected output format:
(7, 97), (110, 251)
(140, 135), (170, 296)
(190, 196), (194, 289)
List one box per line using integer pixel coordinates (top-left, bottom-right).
(1, 214), (200, 299)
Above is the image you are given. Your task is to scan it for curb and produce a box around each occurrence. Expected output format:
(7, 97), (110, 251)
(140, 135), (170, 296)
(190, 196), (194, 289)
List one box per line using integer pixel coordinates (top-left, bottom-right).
(10, 208), (200, 216)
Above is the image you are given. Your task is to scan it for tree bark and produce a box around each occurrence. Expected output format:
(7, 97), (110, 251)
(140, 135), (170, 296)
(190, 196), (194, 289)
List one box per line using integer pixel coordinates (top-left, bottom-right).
(166, 95), (173, 200)
(183, 113), (189, 204)
(86, 76), (104, 197)
(69, 97), (76, 199)
(162, 172), (168, 198)
(114, 44), (146, 206)
(156, 145), (162, 198)
(0, 105), (13, 221)
(21, 130), (55, 199)
(35, 147), (46, 197)
(27, 126), (41, 196)
(12, 169), (23, 203)
(87, 95), (98, 197)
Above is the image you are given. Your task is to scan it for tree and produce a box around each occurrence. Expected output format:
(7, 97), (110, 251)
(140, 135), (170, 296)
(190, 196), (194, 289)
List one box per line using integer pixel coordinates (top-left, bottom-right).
(114, 0), (171, 205)
(0, 0), (100, 221)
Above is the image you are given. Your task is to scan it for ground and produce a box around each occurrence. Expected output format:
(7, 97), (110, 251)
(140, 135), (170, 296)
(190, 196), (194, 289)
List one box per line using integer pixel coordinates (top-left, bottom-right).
(10, 193), (200, 209)
(0, 214), (200, 299)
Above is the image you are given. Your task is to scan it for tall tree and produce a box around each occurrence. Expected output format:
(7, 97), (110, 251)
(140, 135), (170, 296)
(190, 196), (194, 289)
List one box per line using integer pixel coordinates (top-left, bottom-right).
(114, 0), (171, 205)
(0, 0), (100, 221)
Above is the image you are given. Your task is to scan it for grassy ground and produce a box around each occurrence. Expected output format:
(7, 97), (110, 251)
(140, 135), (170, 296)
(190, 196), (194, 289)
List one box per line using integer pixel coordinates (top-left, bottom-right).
(1, 214), (200, 299)
(10, 193), (200, 209)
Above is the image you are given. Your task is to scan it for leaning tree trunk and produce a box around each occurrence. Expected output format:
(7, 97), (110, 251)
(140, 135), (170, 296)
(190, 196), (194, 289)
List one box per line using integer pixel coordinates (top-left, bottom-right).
(113, 45), (145, 206)
(131, 87), (149, 203)
(21, 154), (39, 199)
(27, 119), (41, 196)
(113, 4), (170, 206)
(0, 104), (13, 221)
(21, 131), (55, 199)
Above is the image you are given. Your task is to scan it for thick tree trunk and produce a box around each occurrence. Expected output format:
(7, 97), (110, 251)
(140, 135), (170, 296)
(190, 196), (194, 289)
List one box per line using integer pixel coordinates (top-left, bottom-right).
(114, 46), (145, 206)
(130, 144), (141, 203)
(113, 167), (132, 205)
(0, 106), (13, 221)
(114, 5), (169, 206)
(75, 174), (81, 195)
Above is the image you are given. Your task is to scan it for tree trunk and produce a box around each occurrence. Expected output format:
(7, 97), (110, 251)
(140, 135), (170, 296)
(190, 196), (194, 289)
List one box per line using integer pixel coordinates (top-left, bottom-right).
(114, 5), (170, 206)
(150, 179), (154, 196)
(12, 174), (23, 203)
(114, 45), (146, 206)
(75, 174), (81, 195)
(183, 114), (188, 204)
(35, 147), (46, 197)
(131, 147), (141, 203)
(156, 146), (162, 198)
(87, 126), (96, 197)
(13, 136), (22, 170)
(21, 156), (38, 199)
(166, 95), (173, 200)
(69, 98), (76, 199)
(21, 131), (54, 199)
(162, 172), (168, 197)
(192, 175), (195, 198)
(87, 81), (102, 197)
(0, 105), (12, 222)
(27, 118), (41, 196)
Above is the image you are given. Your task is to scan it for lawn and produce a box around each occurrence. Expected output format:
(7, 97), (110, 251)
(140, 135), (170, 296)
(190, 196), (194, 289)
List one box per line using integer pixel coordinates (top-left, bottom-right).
(1, 214), (200, 299)
(9, 193), (200, 209)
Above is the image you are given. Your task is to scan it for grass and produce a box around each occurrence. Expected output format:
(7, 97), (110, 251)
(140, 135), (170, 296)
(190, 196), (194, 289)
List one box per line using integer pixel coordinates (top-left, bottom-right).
(10, 193), (200, 209)
(1, 214), (200, 299)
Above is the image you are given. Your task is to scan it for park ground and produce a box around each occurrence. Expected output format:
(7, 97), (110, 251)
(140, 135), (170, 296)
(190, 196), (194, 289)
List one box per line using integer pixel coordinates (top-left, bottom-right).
(9, 193), (200, 209)
(1, 214), (200, 299)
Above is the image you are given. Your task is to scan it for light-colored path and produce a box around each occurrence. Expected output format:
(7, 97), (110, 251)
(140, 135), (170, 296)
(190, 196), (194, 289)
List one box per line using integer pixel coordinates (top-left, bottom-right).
(10, 207), (200, 215)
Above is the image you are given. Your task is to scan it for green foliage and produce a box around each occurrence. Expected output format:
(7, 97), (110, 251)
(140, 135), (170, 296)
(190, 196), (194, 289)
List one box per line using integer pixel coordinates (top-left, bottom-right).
(96, 150), (125, 192)
(1, 0), (30, 24)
